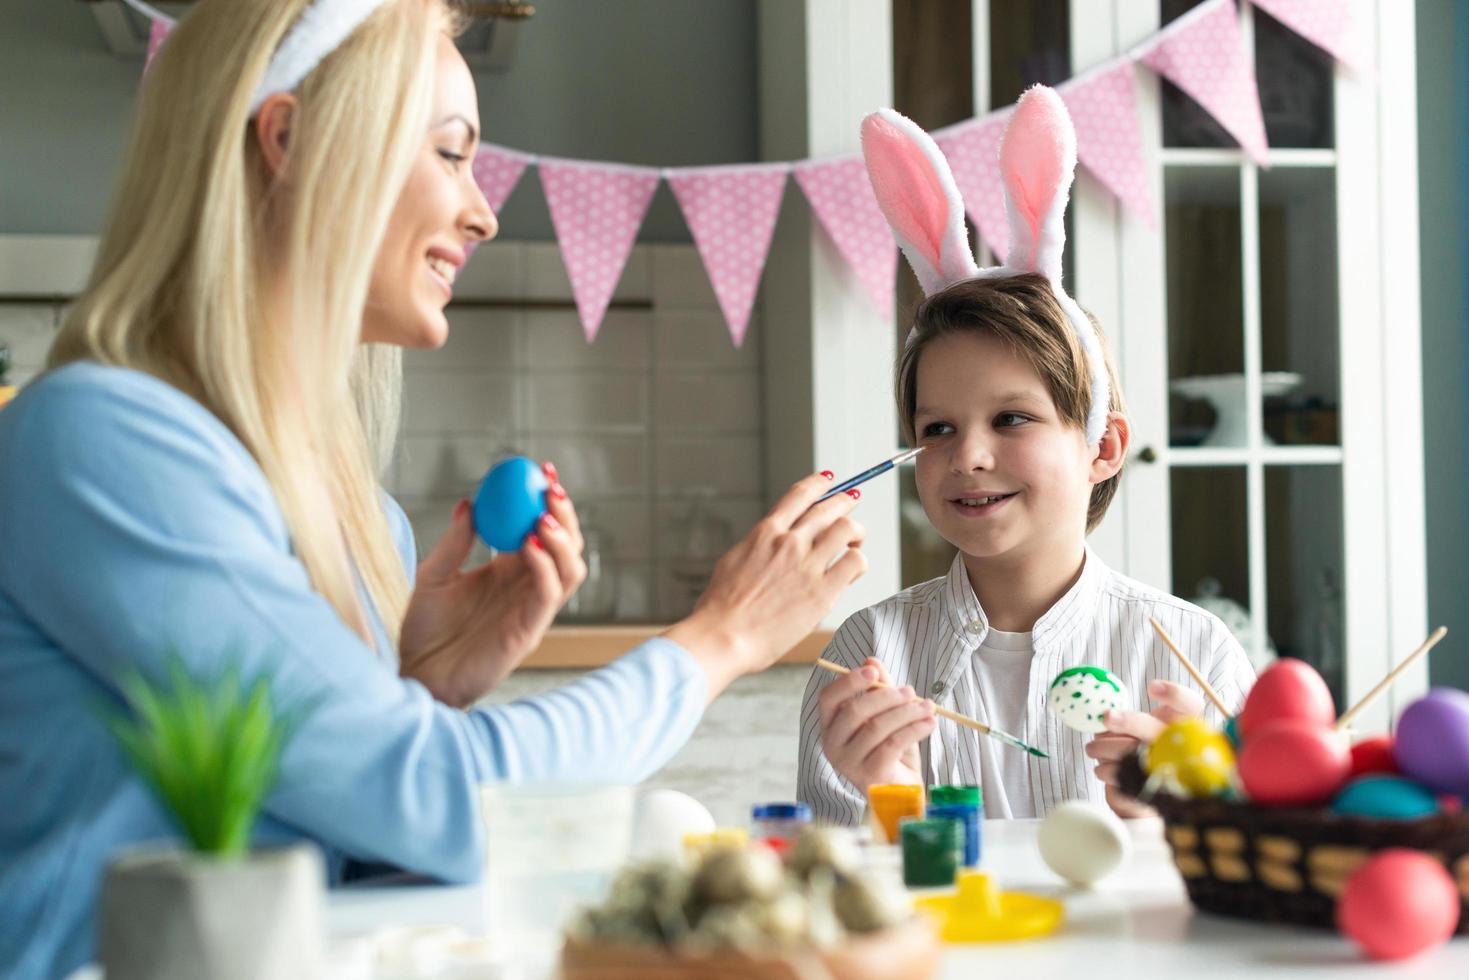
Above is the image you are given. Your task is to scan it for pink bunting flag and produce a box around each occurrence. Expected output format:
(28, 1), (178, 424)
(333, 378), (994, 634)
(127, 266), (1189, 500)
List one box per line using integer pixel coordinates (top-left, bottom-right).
(1249, 0), (1370, 71)
(145, 19), (173, 73)
(667, 163), (789, 347)
(472, 143), (532, 214)
(793, 157), (896, 315)
(934, 113), (1011, 262)
(538, 159), (660, 341)
(1140, 0), (1269, 165)
(1061, 62), (1157, 228)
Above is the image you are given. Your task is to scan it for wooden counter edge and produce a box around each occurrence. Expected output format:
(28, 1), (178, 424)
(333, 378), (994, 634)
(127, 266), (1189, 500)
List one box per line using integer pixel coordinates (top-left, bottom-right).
(523, 625), (834, 669)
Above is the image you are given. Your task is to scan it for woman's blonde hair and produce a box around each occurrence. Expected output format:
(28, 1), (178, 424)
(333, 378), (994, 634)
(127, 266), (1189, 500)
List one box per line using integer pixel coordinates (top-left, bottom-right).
(49, 0), (453, 644)
(896, 274), (1127, 534)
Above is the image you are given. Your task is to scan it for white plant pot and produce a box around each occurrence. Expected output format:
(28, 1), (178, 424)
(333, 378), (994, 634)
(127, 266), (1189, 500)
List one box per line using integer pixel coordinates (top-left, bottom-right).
(98, 842), (326, 980)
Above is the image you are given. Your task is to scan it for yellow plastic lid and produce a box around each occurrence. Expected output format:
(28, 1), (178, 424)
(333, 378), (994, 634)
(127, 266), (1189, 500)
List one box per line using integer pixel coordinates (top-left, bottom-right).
(914, 870), (1064, 943)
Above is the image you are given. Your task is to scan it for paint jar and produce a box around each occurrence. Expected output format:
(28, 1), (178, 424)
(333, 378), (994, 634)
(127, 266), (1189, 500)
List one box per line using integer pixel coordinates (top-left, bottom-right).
(927, 804), (981, 867)
(751, 802), (812, 842)
(682, 827), (749, 862)
(901, 818), (963, 887)
(927, 784), (982, 866)
(868, 784), (924, 844)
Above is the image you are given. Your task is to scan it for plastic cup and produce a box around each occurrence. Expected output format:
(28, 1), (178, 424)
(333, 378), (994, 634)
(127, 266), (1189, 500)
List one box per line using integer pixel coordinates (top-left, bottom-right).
(479, 783), (634, 972)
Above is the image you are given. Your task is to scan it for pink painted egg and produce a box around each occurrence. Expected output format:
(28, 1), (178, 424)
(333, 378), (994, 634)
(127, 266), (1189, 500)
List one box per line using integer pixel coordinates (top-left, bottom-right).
(1237, 719), (1350, 806)
(1237, 658), (1336, 742)
(1393, 688), (1469, 796)
(1348, 734), (1398, 778)
(1337, 849), (1460, 960)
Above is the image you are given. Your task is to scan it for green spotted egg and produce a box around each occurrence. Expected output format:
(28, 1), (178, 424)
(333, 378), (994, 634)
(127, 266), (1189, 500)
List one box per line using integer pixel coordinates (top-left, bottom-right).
(1048, 666), (1127, 734)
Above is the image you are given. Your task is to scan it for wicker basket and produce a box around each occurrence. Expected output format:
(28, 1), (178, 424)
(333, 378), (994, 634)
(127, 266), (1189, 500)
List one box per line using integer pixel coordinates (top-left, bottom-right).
(1118, 752), (1469, 931)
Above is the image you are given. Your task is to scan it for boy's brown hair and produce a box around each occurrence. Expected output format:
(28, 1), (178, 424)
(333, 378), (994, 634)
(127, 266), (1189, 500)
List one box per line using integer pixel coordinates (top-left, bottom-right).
(896, 273), (1126, 533)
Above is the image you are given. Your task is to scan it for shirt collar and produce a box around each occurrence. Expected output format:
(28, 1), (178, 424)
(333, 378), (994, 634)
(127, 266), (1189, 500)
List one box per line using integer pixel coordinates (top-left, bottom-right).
(939, 545), (1108, 651)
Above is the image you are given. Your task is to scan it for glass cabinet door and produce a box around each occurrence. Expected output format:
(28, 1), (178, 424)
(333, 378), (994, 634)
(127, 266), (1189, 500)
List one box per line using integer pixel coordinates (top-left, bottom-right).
(1157, 0), (1346, 703)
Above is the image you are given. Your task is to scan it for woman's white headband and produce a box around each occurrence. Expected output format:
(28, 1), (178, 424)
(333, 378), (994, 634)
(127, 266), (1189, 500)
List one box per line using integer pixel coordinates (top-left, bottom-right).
(124, 0), (394, 115)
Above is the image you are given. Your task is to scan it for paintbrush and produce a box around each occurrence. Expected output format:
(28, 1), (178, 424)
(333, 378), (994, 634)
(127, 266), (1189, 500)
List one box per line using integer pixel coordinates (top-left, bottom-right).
(815, 447), (924, 503)
(815, 658), (1049, 759)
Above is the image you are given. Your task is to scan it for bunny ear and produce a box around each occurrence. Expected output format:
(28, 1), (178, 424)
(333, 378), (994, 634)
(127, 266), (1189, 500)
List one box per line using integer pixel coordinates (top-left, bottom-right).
(861, 109), (979, 296)
(998, 85), (1077, 283)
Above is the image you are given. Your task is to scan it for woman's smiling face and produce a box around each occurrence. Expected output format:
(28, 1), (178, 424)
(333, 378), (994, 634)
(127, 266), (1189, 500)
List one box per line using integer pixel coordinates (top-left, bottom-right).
(911, 330), (1097, 562)
(362, 34), (496, 349)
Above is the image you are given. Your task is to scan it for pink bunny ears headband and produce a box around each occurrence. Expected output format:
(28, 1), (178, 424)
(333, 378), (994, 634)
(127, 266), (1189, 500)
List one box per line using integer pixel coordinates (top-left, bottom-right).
(861, 85), (1111, 446)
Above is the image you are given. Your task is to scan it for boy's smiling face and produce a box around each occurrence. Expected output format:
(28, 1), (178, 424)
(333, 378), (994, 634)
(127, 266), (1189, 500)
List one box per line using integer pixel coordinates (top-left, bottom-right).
(912, 330), (1099, 563)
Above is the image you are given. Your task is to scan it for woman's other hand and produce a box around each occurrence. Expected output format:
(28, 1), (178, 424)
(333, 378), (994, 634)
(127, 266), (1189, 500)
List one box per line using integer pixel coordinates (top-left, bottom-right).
(663, 471), (867, 700)
(399, 462), (585, 707)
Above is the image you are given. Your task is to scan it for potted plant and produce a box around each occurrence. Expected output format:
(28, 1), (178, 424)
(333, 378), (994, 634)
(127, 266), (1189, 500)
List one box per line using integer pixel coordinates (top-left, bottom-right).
(97, 661), (325, 980)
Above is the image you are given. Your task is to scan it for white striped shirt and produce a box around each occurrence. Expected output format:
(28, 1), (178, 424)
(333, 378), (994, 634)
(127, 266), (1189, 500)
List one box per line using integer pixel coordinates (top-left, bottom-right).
(797, 548), (1256, 822)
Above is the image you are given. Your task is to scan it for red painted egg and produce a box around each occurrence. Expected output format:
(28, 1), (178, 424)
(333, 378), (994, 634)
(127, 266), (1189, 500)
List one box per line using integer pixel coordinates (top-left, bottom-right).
(1237, 719), (1350, 805)
(1348, 734), (1399, 778)
(1237, 658), (1336, 741)
(1337, 849), (1460, 960)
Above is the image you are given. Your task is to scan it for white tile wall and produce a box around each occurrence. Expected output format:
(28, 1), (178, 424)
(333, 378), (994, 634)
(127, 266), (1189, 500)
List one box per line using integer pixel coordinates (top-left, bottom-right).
(387, 242), (767, 624)
(481, 663), (810, 827)
(0, 242), (767, 626)
(0, 304), (60, 387)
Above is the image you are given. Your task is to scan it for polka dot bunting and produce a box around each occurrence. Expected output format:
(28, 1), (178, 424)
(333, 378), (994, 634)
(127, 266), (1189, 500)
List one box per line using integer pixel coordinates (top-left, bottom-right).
(538, 159), (660, 341)
(792, 156), (898, 315)
(1139, 0), (1269, 164)
(667, 163), (790, 347)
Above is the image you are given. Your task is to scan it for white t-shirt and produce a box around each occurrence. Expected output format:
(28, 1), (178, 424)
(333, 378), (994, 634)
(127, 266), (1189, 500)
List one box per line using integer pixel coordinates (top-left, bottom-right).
(971, 627), (1036, 818)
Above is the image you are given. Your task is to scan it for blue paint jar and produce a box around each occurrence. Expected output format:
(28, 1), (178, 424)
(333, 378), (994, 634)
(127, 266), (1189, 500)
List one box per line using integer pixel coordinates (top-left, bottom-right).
(751, 802), (812, 841)
(927, 802), (981, 867)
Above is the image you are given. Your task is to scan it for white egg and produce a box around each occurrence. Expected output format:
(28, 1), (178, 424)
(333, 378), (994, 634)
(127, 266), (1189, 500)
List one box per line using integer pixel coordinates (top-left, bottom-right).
(1037, 801), (1130, 886)
(630, 789), (716, 861)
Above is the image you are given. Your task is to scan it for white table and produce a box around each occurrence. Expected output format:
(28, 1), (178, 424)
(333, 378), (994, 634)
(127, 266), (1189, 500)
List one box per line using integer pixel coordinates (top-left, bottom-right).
(327, 818), (1469, 979)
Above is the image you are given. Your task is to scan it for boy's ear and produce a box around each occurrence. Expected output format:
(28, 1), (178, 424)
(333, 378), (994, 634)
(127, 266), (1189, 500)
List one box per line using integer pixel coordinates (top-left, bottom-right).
(1090, 411), (1131, 484)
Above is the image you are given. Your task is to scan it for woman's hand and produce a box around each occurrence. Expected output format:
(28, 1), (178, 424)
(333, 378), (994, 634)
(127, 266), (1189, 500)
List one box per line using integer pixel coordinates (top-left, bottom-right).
(663, 471), (868, 700)
(1085, 678), (1204, 818)
(818, 657), (935, 794)
(398, 463), (586, 708)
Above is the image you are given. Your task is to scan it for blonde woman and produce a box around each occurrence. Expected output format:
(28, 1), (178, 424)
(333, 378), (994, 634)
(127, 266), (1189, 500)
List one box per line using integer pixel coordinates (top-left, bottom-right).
(0, 1), (866, 975)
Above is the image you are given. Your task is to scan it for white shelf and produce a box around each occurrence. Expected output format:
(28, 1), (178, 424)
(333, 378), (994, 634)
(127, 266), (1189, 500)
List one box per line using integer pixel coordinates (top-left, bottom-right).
(1160, 147), (1338, 169)
(1165, 445), (1344, 467)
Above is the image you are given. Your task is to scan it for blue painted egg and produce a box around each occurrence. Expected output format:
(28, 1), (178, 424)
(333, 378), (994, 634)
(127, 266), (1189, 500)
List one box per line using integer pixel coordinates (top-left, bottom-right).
(473, 456), (549, 552)
(1331, 775), (1440, 820)
(1223, 715), (1241, 748)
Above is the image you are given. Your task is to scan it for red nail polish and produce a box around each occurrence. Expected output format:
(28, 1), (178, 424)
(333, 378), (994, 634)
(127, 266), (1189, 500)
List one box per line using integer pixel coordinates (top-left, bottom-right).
(846, 489), (861, 500)
(529, 534), (544, 551)
(454, 498), (469, 518)
(820, 470), (835, 480)
(549, 482), (567, 500)
(541, 512), (560, 530)
(543, 461), (559, 483)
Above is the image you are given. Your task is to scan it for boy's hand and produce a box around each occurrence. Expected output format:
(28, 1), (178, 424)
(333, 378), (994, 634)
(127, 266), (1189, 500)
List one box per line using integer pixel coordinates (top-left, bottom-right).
(1085, 678), (1205, 818)
(818, 657), (937, 794)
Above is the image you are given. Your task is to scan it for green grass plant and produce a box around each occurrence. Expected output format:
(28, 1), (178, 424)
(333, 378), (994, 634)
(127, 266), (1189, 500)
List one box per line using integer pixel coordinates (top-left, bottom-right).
(108, 660), (292, 858)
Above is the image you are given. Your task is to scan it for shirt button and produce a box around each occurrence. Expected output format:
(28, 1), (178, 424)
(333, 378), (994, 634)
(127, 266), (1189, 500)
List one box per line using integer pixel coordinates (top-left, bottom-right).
(968, 620), (983, 633)
(930, 682), (946, 696)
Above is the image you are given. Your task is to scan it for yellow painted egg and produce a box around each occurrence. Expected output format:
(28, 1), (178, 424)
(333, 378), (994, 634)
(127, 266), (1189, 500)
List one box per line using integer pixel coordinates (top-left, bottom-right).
(1143, 718), (1235, 797)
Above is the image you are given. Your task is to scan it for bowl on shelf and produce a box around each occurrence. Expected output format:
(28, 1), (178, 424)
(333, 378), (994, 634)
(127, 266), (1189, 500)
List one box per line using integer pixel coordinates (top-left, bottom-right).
(1169, 372), (1302, 448)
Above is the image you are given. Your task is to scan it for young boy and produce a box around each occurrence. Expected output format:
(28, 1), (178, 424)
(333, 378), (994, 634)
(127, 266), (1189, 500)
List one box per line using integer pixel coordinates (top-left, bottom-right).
(798, 91), (1255, 822)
